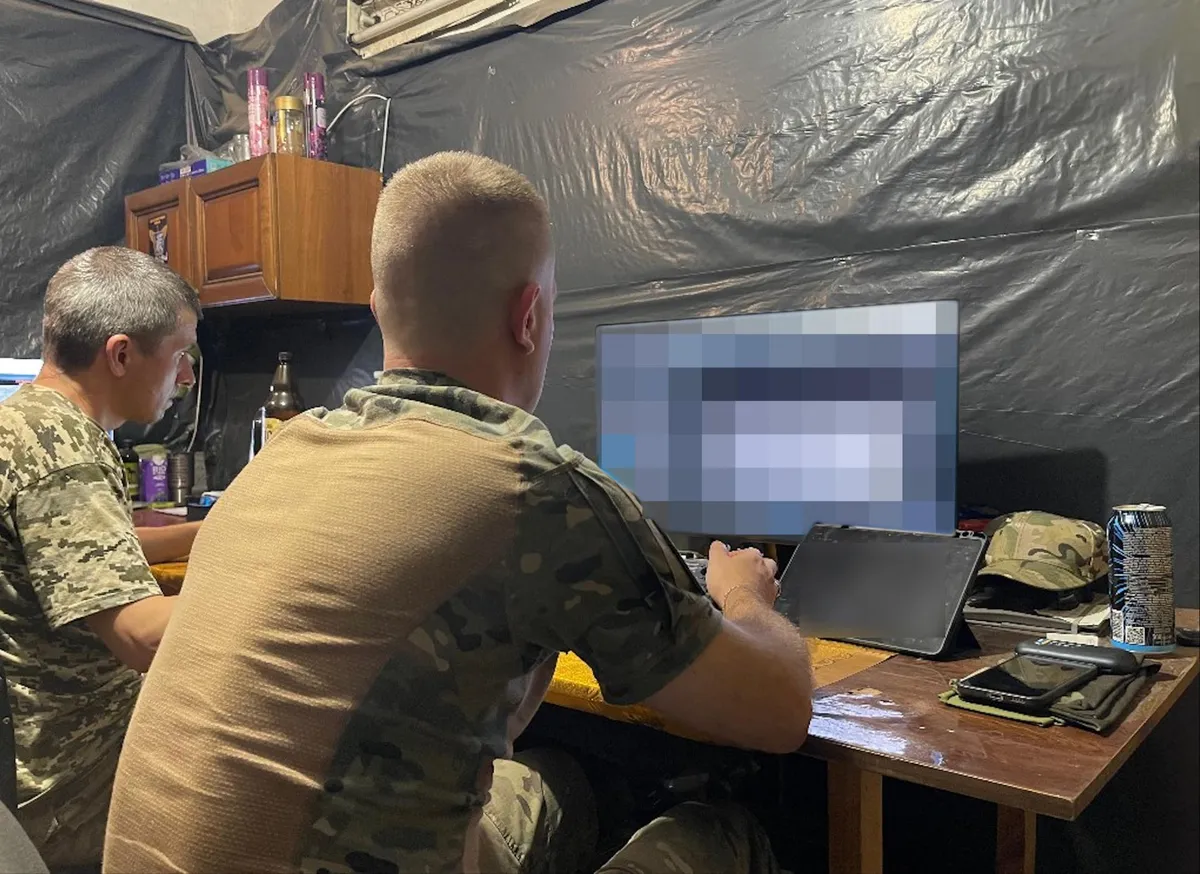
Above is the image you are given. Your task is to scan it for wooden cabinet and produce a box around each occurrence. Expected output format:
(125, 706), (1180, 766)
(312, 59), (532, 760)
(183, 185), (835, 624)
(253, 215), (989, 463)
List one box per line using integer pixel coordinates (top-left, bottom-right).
(126, 179), (193, 283)
(189, 158), (277, 306)
(125, 155), (381, 308)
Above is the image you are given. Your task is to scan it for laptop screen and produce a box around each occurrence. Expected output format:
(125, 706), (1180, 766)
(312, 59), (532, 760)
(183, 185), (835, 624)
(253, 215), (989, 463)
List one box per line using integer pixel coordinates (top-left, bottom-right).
(777, 524), (985, 657)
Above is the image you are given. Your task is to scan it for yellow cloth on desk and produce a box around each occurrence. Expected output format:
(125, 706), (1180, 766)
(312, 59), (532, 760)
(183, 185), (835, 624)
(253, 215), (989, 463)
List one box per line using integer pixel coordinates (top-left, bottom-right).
(547, 640), (893, 742)
(151, 562), (187, 589)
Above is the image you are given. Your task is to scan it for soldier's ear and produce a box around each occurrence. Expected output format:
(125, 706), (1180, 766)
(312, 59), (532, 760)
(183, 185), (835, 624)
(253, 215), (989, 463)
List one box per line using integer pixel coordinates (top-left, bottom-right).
(104, 334), (133, 377)
(511, 283), (541, 355)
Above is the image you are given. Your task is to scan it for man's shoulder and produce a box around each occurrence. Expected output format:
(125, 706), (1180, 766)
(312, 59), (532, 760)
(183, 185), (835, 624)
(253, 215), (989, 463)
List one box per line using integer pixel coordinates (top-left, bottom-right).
(309, 383), (581, 478)
(0, 387), (113, 489)
(513, 443), (655, 564)
(520, 443), (635, 507)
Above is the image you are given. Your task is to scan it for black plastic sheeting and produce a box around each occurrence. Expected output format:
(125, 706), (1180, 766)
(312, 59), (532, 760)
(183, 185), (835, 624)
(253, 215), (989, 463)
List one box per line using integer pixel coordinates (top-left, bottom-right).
(0, 0), (193, 358)
(186, 0), (1200, 607)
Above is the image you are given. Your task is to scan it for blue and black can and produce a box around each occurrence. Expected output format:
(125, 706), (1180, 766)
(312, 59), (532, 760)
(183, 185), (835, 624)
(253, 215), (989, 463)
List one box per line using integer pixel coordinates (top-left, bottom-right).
(1108, 503), (1175, 654)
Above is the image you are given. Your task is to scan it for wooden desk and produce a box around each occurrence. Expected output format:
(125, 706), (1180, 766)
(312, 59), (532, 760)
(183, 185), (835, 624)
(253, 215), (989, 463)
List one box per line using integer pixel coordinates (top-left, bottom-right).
(805, 611), (1198, 874)
(541, 614), (1197, 874)
(134, 508), (185, 527)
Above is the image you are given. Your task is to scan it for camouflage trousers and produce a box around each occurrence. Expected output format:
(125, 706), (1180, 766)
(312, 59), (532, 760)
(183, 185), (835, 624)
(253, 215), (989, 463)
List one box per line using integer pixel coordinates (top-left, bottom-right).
(479, 748), (781, 874)
(16, 747), (117, 873)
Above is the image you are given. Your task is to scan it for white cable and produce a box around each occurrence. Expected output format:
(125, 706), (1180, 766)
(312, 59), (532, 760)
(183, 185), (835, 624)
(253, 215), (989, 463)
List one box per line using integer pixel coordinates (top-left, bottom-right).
(326, 92), (392, 178)
(326, 93), (384, 132)
(380, 97), (391, 176)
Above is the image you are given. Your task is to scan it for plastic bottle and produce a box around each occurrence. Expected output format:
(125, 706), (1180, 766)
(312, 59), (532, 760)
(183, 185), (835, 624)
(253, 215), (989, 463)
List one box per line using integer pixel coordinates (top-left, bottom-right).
(250, 352), (305, 459)
(304, 73), (327, 160)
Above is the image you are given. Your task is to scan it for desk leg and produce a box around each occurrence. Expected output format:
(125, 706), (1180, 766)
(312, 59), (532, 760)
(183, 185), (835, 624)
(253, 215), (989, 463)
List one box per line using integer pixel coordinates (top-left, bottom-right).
(996, 805), (1036, 874)
(827, 761), (883, 874)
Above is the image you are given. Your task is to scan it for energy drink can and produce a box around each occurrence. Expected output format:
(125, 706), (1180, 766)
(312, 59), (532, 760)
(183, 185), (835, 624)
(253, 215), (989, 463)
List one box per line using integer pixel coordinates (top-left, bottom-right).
(1108, 503), (1175, 653)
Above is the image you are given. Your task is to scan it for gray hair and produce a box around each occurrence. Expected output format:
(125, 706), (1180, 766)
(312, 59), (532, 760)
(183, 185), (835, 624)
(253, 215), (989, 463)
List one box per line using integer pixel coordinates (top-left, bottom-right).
(43, 247), (202, 372)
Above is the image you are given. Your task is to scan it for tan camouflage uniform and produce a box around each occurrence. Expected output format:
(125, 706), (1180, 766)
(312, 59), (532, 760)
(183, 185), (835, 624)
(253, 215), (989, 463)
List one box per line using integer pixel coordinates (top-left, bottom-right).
(0, 385), (164, 868)
(105, 370), (782, 874)
(483, 750), (780, 874)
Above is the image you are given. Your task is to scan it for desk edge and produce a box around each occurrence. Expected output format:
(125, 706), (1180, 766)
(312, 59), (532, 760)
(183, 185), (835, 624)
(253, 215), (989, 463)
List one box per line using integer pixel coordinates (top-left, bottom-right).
(1070, 654), (1199, 815)
(802, 652), (1199, 820)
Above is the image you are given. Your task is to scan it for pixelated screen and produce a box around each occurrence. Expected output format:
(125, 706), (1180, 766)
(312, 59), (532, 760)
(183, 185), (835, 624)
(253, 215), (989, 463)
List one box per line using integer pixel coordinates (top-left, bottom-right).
(596, 301), (959, 539)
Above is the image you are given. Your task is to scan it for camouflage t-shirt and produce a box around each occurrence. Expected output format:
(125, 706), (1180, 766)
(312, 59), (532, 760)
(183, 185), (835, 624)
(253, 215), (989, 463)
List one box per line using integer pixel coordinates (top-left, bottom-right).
(106, 369), (723, 874)
(0, 385), (163, 819)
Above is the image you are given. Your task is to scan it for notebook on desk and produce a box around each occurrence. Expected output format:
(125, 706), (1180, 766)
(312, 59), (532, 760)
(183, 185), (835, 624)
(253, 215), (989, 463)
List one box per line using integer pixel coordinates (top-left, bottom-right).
(777, 523), (987, 658)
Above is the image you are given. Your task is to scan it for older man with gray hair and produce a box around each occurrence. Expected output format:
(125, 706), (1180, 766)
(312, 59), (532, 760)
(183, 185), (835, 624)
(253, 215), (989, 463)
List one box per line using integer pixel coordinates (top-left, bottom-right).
(0, 246), (202, 868)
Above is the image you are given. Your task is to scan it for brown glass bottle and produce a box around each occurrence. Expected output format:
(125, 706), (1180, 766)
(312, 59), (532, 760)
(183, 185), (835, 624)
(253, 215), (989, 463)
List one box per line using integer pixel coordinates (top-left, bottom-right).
(263, 352), (304, 441)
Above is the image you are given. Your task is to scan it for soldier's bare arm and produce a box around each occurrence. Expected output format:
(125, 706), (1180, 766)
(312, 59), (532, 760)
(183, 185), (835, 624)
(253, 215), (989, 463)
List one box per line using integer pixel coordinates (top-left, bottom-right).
(84, 595), (176, 673)
(507, 452), (812, 756)
(135, 521), (201, 565)
(646, 545), (812, 753)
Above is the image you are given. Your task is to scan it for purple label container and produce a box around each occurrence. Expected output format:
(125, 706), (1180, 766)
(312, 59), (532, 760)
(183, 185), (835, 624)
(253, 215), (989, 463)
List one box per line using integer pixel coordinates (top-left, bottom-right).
(304, 72), (327, 160)
(139, 452), (169, 504)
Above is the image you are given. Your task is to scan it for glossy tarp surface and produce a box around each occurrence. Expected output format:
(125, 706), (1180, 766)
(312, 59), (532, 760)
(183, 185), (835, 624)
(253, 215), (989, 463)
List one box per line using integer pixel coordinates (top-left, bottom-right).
(0, 0), (191, 359)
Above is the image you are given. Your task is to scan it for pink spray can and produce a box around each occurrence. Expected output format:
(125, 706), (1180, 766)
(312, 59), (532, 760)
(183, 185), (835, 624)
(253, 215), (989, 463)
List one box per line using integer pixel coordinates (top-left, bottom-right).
(247, 67), (270, 157)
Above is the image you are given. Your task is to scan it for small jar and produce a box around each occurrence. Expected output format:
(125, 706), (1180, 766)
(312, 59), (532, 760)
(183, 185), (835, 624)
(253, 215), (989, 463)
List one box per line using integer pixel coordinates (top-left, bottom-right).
(274, 96), (305, 155)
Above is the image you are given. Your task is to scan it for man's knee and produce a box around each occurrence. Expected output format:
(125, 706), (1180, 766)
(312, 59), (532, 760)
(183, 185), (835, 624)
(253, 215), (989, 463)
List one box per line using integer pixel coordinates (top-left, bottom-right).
(598, 800), (779, 874)
(492, 747), (596, 833)
(482, 749), (598, 874)
(17, 755), (114, 871)
(510, 748), (594, 810)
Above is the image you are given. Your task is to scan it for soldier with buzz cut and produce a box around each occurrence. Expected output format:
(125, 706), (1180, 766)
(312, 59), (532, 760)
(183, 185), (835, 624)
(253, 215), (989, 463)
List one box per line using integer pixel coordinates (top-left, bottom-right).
(106, 153), (815, 874)
(0, 246), (203, 868)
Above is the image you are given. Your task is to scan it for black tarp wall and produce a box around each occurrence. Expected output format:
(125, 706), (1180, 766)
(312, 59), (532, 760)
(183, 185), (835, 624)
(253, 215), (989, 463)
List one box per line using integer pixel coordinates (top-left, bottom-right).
(0, 0), (195, 354)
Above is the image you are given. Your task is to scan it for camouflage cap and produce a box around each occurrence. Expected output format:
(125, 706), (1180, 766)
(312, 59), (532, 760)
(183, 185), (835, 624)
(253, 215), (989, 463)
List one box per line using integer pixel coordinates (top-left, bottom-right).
(978, 511), (1108, 590)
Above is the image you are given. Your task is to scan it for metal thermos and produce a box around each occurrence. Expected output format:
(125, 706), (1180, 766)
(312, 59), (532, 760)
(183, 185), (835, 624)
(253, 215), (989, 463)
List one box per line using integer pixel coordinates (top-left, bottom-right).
(168, 452), (192, 505)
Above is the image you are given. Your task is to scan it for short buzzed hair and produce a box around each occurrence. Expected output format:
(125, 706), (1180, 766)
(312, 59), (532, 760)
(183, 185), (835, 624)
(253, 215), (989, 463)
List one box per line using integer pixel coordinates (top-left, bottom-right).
(43, 247), (201, 372)
(370, 152), (550, 346)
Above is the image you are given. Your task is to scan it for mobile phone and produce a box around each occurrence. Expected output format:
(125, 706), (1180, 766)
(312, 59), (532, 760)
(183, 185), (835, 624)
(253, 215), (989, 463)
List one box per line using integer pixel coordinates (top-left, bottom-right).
(956, 654), (1099, 713)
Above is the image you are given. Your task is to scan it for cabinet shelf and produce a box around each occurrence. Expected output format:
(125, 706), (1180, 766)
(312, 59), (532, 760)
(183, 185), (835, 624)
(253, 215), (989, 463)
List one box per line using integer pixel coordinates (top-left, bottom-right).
(125, 155), (381, 309)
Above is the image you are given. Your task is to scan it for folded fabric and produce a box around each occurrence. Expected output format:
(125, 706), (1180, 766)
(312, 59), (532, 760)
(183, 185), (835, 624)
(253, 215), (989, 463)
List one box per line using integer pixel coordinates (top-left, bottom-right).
(1049, 664), (1160, 732)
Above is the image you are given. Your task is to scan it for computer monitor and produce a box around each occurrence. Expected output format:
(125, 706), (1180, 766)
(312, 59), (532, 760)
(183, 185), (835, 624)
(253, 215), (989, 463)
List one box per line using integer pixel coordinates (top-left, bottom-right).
(0, 358), (41, 404)
(595, 300), (959, 539)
